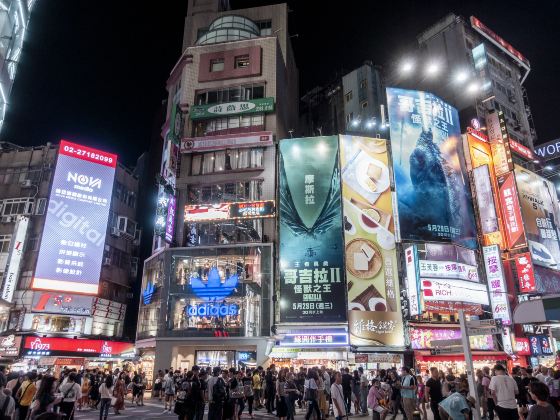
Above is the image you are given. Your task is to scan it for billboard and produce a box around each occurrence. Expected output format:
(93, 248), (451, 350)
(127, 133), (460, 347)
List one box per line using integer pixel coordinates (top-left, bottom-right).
(386, 88), (477, 249)
(23, 337), (134, 358)
(409, 326), (495, 351)
(486, 111), (513, 176)
(31, 292), (93, 316)
(534, 138), (560, 162)
(181, 131), (273, 153)
(165, 195), (176, 243)
(279, 136), (345, 323)
(190, 97), (275, 120)
(1, 216), (29, 302)
(32, 140), (117, 294)
(515, 252), (536, 293)
(405, 245), (421, 317)
(473, 166), (501, 243)
(185, 200), (276, 222)
(497, 172), (526, 250)
(515, 166), (560, 270)
(340, 136), (403, 346)
(482, 245), (511, 325)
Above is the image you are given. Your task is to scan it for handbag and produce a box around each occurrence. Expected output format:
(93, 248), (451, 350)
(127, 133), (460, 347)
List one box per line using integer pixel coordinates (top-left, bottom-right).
(230, 388), (245, 399)
(304, 387), (318, 401)
(111, 397), (117, 406)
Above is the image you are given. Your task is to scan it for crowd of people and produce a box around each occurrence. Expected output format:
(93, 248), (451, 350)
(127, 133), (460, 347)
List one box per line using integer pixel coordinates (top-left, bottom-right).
(0, 363), (559, 420)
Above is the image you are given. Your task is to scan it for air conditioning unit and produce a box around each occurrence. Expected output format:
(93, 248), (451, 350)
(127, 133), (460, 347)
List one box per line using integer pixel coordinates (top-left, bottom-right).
(110, 227), (121, 237)
(117, 216), (136, 240)
(103, 257), (111, 266)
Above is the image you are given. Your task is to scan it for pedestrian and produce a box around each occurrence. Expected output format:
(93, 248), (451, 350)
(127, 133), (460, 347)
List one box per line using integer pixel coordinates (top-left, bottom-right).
(79, 373), (90, 410)
(438, 389), (471, 420)
(417, 375), (427, 420)
(58, 372), (81, 420)
(285, 372), (299, 420)
(331, 373), (348, 420)
(400, 367), (417, 420)
(208, 367), (226, 420)
(276, 370), (288, 420)
(527, 381), (556, 420)
(351, 370), (361, 415)
(98, 375), (114, 420)
(548, 370), (560, 411)
(426, 367), (443, 420)
(252, 369), (262, 410)
(0, 379), (15, 420)
(16, 372), (36, 420)
(241, 370), (254, 419)
(489, 364), (519, 420)
(360, 367), (369, 415)
(265, 365), (277, 414)
(304, 369), (322, 420)
(29, 376), (62, 419)
(113, 372), (126, 415)
(153, 370), (163, 401)
(163, 370), (176, 414)
(341, 368), (352, 414)
(387, 370), (402, 420)
(368, 379), (389, 420)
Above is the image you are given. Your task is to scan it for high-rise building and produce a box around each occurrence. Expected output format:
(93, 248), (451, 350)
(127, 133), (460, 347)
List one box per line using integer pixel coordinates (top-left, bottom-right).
(0, 0), (36, 132)
(389, 13), (537, 150)
(135, 0), (298, 374)
(0, 141), (140, 368)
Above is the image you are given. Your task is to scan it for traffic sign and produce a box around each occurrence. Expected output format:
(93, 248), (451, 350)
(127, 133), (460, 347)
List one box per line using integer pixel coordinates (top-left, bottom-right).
(430, 339), (464, 347)
(467, 327), (501, 336)
(430, 346), (463, 355)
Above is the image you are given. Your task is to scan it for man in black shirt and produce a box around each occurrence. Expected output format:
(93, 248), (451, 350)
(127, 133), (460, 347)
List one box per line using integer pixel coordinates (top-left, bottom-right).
(425, 367), (443, 420)
(341, 367), (352, 414)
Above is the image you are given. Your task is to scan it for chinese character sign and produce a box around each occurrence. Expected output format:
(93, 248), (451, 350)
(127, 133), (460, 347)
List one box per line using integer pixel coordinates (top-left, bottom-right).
(482, 245), (512, 325)
(386, 88), (477, 249)
(515, 252), (536, 293)
(497, 172), (527, 250)
(340, 135), (404, 346)
(32, 140), (117, 295)
(514, 166), (560, 271)
(279, 136), (346, 322)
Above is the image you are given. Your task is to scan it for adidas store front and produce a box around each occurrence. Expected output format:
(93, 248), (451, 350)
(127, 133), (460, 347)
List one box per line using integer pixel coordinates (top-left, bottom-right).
(136, 244), (273, 378)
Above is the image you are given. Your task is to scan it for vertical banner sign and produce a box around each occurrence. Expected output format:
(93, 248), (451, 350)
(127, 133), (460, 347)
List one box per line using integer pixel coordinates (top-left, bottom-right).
(497, 172), (526, 250)
(386, 88), (477, 249)
(473, 166), (500, 238)
(32, 140), (117, 294)
(1, 216), (29, 302)
(404, 245), (420, 316)
(340, 136), (403, 346)
(165, 195), (176, 243)
(514, 165), (560, 271)
(486, 110), (513, 176)
(482, 245), (511, 325)
(515, 252), (536, 292)
(279, 136), (346, 322)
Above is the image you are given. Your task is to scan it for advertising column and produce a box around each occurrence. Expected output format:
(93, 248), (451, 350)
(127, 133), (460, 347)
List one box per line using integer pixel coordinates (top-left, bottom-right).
(278, 136), (346, 323)
(32, 140), (117, 294)
(339, 135), (403, 347)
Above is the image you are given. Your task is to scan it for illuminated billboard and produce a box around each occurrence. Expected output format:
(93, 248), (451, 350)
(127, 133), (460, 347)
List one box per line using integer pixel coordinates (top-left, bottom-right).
(497, 172), (526, 250)
(32, 140), (117, 294)
(386, 88), (477, 249)
(185, 200), (276, 222)
(2, 216), (29, 302)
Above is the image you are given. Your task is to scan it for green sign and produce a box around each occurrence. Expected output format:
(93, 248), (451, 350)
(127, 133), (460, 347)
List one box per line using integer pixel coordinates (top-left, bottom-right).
(190, 97), (275, 120)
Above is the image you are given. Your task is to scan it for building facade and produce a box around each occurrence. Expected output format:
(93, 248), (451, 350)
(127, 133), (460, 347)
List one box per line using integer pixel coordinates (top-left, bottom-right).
(0, 141), (140, 369)
(136, 0), (298, 374)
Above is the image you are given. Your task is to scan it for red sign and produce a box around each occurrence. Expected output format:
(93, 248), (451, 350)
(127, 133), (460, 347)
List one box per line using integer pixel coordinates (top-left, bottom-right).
(498, 173), (526, 249)
(467, 127), (488, 143)
(470, 16), (530, 69)
(515, 252), (536, 293)
(515, 337), (531, 356)
(23, 337), (134, 358)
(509, 139), (535, 161)
(59, 140), (117, 168)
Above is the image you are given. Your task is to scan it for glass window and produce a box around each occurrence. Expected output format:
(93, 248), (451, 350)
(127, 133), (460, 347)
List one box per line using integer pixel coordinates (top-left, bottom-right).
(201, 153), (214, 174)
(250, 148), (263, 168)
(251, 114), (264, 126)
(252, 85), (264, 99)
(345, 91), (353, 102)
(361, 101), (368, 109)
(234, 55), (250, 69)
(214, 151), (226, 172)
(191, 155), (202, 176)
(210, 58), (224, 72)
(228, 116), (240, 129)
(238, 149), (250, 169)
(207, 91), (218, 104)
(0, 235), (11, 253)
(360, 79), (367, 89)
(240, 115), (251, 127)
(229, 87), (241, 102)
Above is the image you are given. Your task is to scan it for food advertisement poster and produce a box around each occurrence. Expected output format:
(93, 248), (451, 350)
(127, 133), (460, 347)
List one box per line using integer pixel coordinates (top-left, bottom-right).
(514, 165), (560, 271)
(386, 88), (477, 249)
(340, 135), (403, 347)
(279, 136), (346, 323)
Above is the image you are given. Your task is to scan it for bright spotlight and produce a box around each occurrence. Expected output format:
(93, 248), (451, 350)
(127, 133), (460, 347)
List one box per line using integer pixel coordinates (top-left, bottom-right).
(426, 62), (440, 75)
(401, 61), (414, 73)
(546, 165), (553, 170)
(455, 70), (469, 83)
(467, 82), (479, 93)
(351, 120), (360, 127)
(366, 121), (374, 128)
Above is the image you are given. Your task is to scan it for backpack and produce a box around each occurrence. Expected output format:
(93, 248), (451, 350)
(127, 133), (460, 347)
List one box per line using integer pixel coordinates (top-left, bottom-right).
(213, 377), (226, 403)
(164, 378), (176, 395)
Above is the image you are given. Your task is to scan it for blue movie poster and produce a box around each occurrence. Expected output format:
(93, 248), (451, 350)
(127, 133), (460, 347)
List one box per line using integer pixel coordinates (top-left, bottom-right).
(386, 88), (477, 249)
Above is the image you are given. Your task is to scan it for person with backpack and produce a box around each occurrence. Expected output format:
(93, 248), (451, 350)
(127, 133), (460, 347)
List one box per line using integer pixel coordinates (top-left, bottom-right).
(58, 372), (81, 420)
(241, 370), (254, 419)
(98, 375), (114, 420)
(174, 371), (194, 420)
(163, 370), (177, 414)
(16, 372), (36, 420)
(304, 369), (322, 420)
(208, 367), (226, 420)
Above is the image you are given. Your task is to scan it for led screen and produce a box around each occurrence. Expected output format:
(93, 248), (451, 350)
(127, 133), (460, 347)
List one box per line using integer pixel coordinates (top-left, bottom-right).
(32, 140), (117, 294)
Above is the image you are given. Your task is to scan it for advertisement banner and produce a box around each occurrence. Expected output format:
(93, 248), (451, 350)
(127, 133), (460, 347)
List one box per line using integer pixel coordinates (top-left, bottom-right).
(185, 200), (275, 222)
(279, 136), (345, 322)
(165, 195), (176, 243)
(31, 292), (93, 316)
(515, 252), (536, 293)
(509, 139), (535, 161)
(515, 166), (560, 270)
(409, 326), (494, 350)
(386, 88), (477, 249)
(497, 172), (526, 250)
(486, 110), (513, 176)
(0, 335), (22, 357)
(534, 138), (560, 162)
(473, 166), (502, 245)
(421, 278), (489, 305)
(418, 260), (479, 282)
(181, 131), (273, 153)
(482, 245), (512, 325)
(23, 337), (134, 358)
(190, 97), (274, 120)
(340, 136), (403, 346)
(516, 337), (531, 356)
(1, 216), (29, 302)
(405, 245), (421, 317)
(32, 140), (117, 294)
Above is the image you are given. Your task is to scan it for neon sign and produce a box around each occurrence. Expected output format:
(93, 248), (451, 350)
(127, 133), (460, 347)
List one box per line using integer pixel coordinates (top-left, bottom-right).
(186, 302), (239, 317)
(190, 267), (238, 301)
(142, 282), (156, 305)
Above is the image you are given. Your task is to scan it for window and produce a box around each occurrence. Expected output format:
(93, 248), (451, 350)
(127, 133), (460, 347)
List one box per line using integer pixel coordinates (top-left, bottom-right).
(191, 155), (202, 176)
(191, 148), (264, 176)
(187, 180), (263, 204)
(113, 181), (137, 208)
(195, 84), (265, 106)
(361, 101), (368, 109)
(0, 198), (34, 216)
(201, 113), (265, 135)
(0, 235), (11, 253)
(257, 20), (272, 36)
(210, 58), (224, 72)
(27, 235), (40, 252)
(234, 55), (250, 69)
(35, 198), (47, 215)
(345, 91), (353, 102)
(346, 112), (354, 123)
(360, 79), (368, 89)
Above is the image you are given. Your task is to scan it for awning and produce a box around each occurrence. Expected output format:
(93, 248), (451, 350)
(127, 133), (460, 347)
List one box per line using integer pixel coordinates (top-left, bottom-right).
(513, 295), (560, 324)
(415, 350), (507, 362)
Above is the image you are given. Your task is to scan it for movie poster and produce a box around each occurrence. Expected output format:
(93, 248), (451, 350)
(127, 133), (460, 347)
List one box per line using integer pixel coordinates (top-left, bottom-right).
(515, 165), (560, 270)
(279, 136), (346, 323)
(386, 88), (478, 249)
(340, 135), (403, 346)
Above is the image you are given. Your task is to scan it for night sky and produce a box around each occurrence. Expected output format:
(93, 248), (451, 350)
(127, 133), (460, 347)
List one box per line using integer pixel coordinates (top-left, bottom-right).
(2, 0), (559, 165)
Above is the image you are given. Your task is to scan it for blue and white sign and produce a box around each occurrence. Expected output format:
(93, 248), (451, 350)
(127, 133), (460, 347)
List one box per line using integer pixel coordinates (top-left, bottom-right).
(279, 332), (349, 347)
(142, 282), (156, 305)
(189, 267), (239, 300)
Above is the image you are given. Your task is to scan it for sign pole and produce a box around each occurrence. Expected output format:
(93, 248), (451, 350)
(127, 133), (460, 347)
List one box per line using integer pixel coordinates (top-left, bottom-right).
(459, 309), (481, 420)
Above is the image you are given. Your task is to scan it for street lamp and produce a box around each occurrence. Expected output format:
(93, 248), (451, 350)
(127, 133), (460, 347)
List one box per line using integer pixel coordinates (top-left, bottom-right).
(425, 62), (440, 76)
(454, 70), (469, 83)
(401, 60), (414, 73)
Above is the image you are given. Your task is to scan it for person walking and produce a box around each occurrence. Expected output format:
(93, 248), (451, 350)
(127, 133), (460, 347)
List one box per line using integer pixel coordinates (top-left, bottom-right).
(98, 375), (114, 420)
(359, 367), (369, 415)
(113, 372), (126, 415)
(15, 372), (36, 420)
(208, 367), (226, 420)
(305, 369), (322, 420)
(527, 381), (557, 420)
(163, 370), (176, 414)
(489, 364), (519, 420)
(426, 367), (443, 420)
(0, 379), (15, 420)
(331, 373), (348, 420)
(58, 372), (81, 420)
(29, 376), (62, 419)
(400, 367), (418, 420)
(241, 370), (254, 419)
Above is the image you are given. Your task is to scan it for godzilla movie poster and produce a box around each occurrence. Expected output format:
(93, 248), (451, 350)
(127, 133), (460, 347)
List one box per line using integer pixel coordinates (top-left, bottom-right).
(386, 88), (478, 249)
(279, 136), (346, 323)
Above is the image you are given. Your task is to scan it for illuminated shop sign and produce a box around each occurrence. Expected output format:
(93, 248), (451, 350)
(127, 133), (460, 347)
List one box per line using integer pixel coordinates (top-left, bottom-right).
(181, 131), (273, 153)
(190, 97), (275, 120)
(534, 138), (560, 162)
(418, 260), (478, 282)
(0, 335), (22, 357)
(185, 200), (275, 222)
(405, 245), (421, 317)
(23, 336), (134, 358)
(486, 111), (513, 177)
(31, 292), (93, 316)
(482, 245), (511, 325)
(409, 326), (494, 350)
(2, 216), (29, 302)
(421, 278), (489, 305)
(142, 282), (156, 305)
(190, 267), (238, 301)
(528, 335), (552, 356)
(509, 139), (535, 161)
(186, 302), (239, 317)
(237, 351), (256, 362)
(515, 338), (531, 355)
(497, 172), (526, 250)
(280, 333), (349, 347)
(32, 140), (117, 294)
(165, 195), (176, 243)
(515, 252), (536, 293)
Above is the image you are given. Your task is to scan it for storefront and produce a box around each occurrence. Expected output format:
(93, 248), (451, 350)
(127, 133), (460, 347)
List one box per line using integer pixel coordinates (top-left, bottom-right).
(351, 353), (403, 371)
(0, 334), (23, 367)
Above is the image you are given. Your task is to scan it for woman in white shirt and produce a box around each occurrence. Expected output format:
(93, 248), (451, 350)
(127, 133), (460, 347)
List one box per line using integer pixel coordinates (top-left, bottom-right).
(304, 369), (323, 420)
(98, 376), (114, 420)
